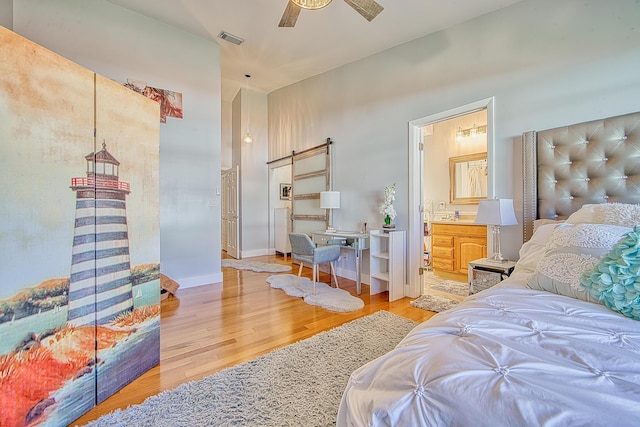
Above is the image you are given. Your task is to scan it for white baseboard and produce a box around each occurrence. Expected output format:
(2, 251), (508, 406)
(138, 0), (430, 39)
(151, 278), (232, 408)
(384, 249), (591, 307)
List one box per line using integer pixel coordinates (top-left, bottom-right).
(176, 272), (223, 289)
(241, 248), (270, 258)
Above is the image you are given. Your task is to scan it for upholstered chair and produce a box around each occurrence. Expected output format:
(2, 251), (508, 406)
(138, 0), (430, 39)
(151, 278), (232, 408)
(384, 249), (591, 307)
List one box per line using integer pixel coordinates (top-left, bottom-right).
(288, 233), (340, 295)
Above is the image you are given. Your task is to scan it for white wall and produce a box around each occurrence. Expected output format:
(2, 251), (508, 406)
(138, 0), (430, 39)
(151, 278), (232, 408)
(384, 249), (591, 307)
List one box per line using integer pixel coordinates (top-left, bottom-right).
(0, 0), (11, 28)
(232, 87), (270, 258)
(13, 0), (223, 288)
(268, 0), (640, 266)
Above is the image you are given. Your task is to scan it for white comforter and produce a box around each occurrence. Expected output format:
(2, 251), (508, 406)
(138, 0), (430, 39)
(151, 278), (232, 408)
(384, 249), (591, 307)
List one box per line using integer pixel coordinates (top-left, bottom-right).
(337, 272), (640, 426)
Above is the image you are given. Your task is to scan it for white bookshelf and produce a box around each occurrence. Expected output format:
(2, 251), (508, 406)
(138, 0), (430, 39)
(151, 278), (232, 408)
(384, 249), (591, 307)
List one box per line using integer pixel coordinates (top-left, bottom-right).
(369, 229), (406, 301)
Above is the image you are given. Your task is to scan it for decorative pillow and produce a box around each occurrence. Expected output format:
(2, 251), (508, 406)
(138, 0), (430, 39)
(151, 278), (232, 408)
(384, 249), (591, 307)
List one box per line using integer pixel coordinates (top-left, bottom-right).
(527, 223), (632, 303)
(515, 223), (561, 273)
(580, 226), (640, 320)
(533, 219), (564, 233)
(565, 202), (640, 228)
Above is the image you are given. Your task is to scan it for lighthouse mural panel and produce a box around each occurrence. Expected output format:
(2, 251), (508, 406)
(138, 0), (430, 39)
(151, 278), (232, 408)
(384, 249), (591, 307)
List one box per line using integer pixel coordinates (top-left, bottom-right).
(0, 27), (160, 426)
(68, 142), (134, 327)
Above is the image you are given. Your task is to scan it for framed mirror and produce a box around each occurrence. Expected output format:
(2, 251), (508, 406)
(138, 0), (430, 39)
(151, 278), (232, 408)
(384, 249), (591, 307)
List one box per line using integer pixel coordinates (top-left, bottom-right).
(449, 152), (487, 204)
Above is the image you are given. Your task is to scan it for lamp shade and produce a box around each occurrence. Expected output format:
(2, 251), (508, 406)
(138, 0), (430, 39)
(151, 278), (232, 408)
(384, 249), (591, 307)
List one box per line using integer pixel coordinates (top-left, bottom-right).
(475, 198), (517, 226)
(319, 191), (340, 209)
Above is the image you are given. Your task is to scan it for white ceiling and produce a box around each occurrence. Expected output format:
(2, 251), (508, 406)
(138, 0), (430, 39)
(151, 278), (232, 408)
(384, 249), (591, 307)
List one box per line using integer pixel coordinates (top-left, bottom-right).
(107, 0), (524, 101)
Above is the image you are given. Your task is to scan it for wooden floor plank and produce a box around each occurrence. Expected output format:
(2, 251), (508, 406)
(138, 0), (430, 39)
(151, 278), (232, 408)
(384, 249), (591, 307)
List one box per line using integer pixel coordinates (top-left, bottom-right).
(71, 253), (435, 426)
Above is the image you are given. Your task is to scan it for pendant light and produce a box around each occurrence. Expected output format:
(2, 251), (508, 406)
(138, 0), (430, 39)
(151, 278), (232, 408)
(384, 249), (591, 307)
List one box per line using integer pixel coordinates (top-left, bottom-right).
(243, 74), (253, 144)
(291, 0), (332, 9)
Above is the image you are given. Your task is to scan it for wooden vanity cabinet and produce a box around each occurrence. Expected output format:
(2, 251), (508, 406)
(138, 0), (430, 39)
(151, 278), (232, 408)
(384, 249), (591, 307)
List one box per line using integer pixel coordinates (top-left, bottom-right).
(431, 223), (487, 280)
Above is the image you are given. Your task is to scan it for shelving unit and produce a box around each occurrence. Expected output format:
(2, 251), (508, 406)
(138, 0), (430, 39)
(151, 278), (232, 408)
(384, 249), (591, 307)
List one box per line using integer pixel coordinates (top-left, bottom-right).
(369, 229), (406, 301)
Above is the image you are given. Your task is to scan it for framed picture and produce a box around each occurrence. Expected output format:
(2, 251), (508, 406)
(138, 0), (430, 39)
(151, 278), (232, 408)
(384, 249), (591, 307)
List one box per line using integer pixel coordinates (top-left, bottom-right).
(280, 183), (292, 200)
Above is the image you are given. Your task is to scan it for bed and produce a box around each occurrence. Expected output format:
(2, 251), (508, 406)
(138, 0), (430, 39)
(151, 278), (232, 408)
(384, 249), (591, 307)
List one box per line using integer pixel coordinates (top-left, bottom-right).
(337, 111), (640, 426)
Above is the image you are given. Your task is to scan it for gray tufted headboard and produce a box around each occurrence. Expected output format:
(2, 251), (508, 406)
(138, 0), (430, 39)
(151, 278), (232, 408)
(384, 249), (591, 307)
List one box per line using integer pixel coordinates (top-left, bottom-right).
(523, 111), (640, 241)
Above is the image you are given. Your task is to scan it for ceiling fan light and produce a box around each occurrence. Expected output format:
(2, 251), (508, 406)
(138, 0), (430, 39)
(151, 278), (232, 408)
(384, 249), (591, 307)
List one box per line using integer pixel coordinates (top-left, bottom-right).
(291, 0), (332, 10)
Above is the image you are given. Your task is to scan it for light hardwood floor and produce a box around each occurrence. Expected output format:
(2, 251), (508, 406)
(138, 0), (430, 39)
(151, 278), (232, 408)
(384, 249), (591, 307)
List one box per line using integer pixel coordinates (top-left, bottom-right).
(73, 253), (435, 426)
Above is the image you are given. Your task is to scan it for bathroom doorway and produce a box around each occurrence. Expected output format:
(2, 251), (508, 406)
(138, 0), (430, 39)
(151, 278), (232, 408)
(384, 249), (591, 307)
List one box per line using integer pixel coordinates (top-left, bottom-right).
(407, 98), (495, 298)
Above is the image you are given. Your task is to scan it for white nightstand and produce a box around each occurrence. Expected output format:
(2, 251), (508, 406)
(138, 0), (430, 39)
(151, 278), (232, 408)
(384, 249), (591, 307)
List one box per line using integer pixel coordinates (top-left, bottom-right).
(468, 258), (517, 294)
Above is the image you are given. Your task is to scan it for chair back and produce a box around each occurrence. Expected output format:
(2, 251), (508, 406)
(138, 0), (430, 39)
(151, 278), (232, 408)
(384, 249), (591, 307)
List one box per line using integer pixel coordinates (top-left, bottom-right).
(289, 233), (315, 256)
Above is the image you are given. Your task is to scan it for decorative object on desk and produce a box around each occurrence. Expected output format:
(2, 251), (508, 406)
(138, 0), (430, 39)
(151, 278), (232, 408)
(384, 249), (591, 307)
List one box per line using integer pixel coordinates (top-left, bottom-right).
(474, 198), (518, 262)
(267, 274), (364, 312)
(379, 183), (397, 229)
(320, 190), (340, 232)
(221, 259), (292, 273)
(279, 183), (292, 200)
(87, 311), (415, 427)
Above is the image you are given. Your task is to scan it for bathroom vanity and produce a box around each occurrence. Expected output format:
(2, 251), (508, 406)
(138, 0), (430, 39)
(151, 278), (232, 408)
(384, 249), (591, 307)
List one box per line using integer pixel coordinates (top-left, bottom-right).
(431, 221), (487, 281)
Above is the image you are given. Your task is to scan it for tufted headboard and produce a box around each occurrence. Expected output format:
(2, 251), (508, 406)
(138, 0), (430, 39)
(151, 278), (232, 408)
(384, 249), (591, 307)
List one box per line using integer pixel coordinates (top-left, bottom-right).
(522, 111), (640, 241)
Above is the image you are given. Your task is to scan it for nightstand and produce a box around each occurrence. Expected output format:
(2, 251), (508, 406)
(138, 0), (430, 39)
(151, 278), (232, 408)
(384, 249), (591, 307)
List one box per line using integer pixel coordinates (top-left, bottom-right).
(468, 258), (517, 294)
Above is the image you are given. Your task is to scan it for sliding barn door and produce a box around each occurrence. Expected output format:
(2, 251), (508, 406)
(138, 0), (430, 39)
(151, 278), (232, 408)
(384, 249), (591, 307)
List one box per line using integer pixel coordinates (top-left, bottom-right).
(291, 144), (332, 234)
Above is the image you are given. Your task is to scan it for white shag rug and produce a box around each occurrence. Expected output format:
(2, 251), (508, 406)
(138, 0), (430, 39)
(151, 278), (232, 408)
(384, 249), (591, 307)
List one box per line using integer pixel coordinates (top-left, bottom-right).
(85, 311), (417, 427)
(410, 279), (469, 313)
(222, 259), (292, 273)
(267, 274), (364, 312)
(410, 294), (460, 313)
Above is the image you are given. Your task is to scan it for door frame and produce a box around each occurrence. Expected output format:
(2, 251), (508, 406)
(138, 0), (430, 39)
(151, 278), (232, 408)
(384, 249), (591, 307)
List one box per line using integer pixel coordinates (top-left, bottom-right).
(407, 97), (495, 298)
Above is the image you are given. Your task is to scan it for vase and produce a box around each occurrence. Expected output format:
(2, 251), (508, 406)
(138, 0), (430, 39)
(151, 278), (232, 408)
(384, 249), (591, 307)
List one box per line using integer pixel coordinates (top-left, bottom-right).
(383, 215), (395, 229)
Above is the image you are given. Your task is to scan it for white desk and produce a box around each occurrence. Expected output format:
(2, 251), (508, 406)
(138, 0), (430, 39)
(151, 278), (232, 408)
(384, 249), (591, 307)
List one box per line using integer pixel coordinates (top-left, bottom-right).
(312, 231), (369, 295)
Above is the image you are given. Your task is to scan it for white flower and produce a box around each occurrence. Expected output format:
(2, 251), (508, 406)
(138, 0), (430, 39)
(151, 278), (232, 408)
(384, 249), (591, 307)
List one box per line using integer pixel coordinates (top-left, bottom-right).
(379, 183), (397, 220)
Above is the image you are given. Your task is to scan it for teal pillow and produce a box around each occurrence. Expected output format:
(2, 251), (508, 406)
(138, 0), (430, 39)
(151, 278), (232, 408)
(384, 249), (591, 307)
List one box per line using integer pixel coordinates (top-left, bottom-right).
(580, 225), (640, 320)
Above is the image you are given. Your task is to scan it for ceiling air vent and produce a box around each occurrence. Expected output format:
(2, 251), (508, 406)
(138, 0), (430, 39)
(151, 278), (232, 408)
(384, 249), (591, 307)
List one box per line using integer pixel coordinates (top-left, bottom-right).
(218, 31), (244, 45)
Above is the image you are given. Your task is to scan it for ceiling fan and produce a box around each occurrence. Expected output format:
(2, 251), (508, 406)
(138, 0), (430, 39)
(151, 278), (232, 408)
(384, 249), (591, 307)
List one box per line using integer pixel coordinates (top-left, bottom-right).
(279, 0), (384, 28)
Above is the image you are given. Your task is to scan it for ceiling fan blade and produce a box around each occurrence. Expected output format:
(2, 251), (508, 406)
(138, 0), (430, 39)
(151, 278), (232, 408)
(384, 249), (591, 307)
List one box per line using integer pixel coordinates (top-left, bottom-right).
(279, 1), (301, 27)
(343, 0), (383, 22)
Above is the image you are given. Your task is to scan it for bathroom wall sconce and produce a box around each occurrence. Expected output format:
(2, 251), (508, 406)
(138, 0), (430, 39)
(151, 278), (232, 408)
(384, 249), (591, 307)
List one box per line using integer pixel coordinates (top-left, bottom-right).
(456, 124), (487, 141)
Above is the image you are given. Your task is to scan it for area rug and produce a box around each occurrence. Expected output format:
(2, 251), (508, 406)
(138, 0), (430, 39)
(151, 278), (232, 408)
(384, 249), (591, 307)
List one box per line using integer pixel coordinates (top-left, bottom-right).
(221, 259), (292, 273)
(85, 311), (417, 427)
(411, 280), (469, 313)
(428, 279), (469, 297)
(267, 274), (364, 312)
(410, 294), (460, 312)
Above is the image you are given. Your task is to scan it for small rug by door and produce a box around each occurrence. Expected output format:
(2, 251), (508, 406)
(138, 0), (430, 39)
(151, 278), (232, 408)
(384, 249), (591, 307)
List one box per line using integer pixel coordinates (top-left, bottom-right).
(267, 274), (364, 312)
(86, 311), (417, 427)
(428, 279), (469, 297)
(410, 294), (460, 312)
(410, 279), (469, 313)
(222, 259), (292, 273)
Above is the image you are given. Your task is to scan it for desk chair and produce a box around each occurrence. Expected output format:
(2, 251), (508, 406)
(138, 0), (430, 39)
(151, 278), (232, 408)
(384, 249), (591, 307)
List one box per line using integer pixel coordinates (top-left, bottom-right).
(289, 233), (340, 295)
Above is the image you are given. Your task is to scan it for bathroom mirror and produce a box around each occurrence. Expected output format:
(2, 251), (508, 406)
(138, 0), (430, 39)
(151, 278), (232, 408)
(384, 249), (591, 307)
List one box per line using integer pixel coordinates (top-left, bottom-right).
(449, 152), (487, 204)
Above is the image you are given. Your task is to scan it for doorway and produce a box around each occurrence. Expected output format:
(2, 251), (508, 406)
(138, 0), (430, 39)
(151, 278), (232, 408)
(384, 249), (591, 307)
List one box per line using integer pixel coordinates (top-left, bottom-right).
(407, 98), (495, 298)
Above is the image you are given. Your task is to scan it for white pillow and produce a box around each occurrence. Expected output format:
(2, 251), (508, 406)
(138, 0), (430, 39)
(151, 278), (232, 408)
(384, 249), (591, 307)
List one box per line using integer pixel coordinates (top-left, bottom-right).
(515, 223), (560, 273)
(533, 218), (564, 233)
(527, 223), (632, 302)
(565, 202), (640, 228)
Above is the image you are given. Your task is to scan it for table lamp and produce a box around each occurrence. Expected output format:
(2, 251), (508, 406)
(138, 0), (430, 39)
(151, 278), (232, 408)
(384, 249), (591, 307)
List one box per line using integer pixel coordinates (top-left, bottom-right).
(320, 191), (340, 233)
(474, 198), (518, 262)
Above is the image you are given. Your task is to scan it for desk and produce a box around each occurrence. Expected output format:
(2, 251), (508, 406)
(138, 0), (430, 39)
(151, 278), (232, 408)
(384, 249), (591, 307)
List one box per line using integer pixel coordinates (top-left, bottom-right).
(312, 231), (369, 295)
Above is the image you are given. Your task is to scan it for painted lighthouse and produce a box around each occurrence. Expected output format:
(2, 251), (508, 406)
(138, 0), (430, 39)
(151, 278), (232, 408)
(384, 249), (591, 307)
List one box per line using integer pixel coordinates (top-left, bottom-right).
(67, 142), (134, 327)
